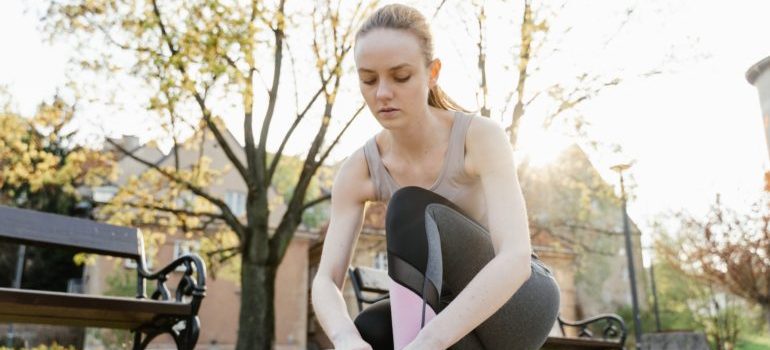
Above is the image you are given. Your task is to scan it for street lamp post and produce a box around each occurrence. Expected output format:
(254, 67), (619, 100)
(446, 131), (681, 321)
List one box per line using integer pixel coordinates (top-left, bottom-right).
(649, 254), (662, 332)
(6, 244), (25, 347)
(611, 163), (643, 349)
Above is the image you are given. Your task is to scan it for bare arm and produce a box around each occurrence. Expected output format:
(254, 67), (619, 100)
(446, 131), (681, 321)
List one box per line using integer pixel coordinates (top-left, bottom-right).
(409, 117), (533, 349)
(311, 149), (376, 348)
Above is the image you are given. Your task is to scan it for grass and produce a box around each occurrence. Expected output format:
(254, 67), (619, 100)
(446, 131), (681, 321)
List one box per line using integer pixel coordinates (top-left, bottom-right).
(0, 346), (76, 350)
(737, 334), (770, 350)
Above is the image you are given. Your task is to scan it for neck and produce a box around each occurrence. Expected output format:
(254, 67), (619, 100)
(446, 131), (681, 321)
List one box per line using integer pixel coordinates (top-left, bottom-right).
(384, 108), (452, 161)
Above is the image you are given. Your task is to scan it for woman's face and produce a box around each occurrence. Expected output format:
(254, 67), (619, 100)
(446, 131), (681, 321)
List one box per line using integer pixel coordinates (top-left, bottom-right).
(354, 28), (438, 129)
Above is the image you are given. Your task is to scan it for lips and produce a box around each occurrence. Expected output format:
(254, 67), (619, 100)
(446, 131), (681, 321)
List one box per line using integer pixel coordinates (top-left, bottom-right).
(379, 107), (399, 113)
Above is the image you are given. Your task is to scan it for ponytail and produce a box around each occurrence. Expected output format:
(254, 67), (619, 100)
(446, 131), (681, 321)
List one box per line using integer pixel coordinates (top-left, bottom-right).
(428, 85), (470, 113)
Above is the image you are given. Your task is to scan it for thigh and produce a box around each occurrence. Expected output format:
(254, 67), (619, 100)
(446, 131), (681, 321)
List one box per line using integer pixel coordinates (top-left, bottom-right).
(353, 299), (394, 350)
(426, 203), (561, 350)
(473, 259), (561, 350)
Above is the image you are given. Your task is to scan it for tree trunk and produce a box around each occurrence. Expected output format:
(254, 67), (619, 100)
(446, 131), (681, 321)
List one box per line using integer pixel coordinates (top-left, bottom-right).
(236, 255), (277, 350)
(764, 304), (770, 335)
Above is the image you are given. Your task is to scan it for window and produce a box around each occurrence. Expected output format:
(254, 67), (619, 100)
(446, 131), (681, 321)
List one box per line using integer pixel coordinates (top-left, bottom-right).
(373, 251), (388, 271)
(124, 256), (153, 270)
(93, 186), (118, 203)
(66, 278), (83, 294)
(225, 191), (247, 216)
(175, 190), (195, 210)
(173, 239), (200, 259)
(173, 240), (200, 272)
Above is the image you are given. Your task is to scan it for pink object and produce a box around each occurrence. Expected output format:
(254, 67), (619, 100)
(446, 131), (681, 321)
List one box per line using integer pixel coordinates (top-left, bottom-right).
(389, 276), (437, 349)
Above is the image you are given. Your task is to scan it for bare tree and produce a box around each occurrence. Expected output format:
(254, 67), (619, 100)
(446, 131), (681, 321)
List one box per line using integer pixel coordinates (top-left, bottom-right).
(43, 0), (376, 348)
(660, 193), (770, 334)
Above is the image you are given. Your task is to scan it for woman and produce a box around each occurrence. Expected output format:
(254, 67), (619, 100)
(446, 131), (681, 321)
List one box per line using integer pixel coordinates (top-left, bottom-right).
(311, 4), (560, 350)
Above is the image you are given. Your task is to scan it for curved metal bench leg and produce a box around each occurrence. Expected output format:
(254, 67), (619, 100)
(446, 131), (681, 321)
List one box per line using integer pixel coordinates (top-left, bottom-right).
(183, 317), (201, 349)
(133, 329), (162, 350)
(133, 331), (142, 350)
(174, 317), (201, 350)
(133, 316), (200, 350)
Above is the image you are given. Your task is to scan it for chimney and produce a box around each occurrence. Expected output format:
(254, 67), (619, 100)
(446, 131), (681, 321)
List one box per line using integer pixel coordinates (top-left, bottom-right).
(120, 135), (140, 151)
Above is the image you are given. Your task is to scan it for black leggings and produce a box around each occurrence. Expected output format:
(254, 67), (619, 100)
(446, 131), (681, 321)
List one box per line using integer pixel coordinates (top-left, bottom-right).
(354, 186), (560, 350)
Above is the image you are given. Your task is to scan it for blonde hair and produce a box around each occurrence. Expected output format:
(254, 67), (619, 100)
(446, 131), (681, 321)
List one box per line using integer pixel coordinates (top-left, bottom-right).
(355, 4), (469, 113)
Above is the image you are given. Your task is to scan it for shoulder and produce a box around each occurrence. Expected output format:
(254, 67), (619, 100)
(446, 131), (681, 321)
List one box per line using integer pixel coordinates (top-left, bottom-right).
(332, 146), (377, 205)
(466, 114), (507, 142)
(464, 115), (513, 177)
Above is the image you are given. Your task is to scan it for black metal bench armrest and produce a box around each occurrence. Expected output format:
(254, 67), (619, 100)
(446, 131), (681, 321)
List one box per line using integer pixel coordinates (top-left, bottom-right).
(136, 253), (207, 315)
(360, 293), (390, 305)
(557, 313), (627, 346)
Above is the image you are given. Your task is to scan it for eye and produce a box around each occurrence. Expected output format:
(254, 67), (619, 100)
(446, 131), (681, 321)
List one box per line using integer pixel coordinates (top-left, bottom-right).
(395, 75), (411, 83)
(362, 78), (376, 85)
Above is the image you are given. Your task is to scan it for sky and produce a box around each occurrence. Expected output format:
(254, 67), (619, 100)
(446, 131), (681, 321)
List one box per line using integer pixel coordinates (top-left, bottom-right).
(1, 0), (769, 260)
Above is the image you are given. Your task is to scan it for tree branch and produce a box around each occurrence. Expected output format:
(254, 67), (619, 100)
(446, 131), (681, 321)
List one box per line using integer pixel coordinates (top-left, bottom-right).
(531, 226), (616, 257)
(206, 245), (240, 259)
(127, 202), (224, 221)
(105, 138), (245, 237)
(302, 193), (331, 211)
(432, 0), (448, 19)
(151, 0), (179, 56)
(266, 47), (349, 186)
(191, 94), (250, 182)
(315, 102), (365, 169)
(256, 0), (288, 188)
(150, 0), (249, 184)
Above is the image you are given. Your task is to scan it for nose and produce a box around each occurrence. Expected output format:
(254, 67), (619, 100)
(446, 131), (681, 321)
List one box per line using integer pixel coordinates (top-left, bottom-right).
(375, 80), (393, 101)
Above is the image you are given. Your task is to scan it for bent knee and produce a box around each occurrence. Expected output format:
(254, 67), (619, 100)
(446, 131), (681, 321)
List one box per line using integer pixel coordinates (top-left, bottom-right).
(353, 302), (393, 350)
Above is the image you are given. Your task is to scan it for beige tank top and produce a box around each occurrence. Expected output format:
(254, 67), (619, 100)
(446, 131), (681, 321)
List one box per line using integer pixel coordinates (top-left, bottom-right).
(363, 111), (489, 229)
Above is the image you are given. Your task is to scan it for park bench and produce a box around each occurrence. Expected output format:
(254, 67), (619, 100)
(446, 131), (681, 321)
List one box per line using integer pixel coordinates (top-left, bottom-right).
(349, 266), (627, 349)
(0, 205), (206, 350)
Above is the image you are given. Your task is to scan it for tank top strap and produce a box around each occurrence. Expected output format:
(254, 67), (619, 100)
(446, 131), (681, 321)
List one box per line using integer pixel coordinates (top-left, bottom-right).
(363, 137), (397, 201)
(442, 111), (473, 177)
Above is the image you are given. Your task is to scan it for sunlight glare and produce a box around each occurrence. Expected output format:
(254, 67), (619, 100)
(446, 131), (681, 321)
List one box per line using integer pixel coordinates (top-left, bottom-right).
(515, 119), (572, 168)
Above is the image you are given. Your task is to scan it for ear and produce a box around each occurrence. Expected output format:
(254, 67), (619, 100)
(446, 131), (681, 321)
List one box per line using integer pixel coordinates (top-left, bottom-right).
(428, 59), (442, 89)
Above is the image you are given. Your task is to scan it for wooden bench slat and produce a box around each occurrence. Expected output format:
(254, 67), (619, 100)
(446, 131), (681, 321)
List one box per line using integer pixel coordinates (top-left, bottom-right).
(0, 205), (141, 259)
(543, 336), (624, 349)
(0, 287), (190, 329)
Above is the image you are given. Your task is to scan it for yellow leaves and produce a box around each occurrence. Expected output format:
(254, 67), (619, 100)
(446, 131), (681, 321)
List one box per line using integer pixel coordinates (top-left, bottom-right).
(98, 150), (226, 239)
(0, 102), (115, 201)
(140, 210), (157, 224)
(243, 83), (253, 109)
(182, 77), (197, 93)
(73, 252), (97, 266)
(315, 57), (326, 71)
(765, 171), (770, 192)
